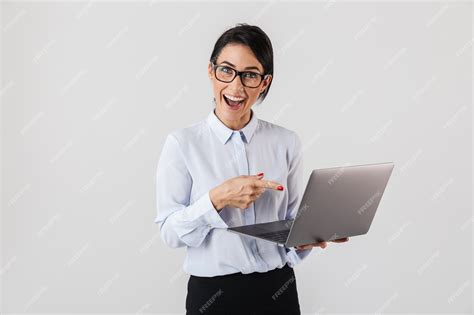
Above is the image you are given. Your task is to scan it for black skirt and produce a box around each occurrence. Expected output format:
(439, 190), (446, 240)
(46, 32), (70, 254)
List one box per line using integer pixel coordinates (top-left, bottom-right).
(185, 263), (301, 315)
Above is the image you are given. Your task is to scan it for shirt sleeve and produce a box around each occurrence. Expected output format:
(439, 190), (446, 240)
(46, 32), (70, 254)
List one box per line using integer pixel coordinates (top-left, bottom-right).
(284, 131), (313, 267)
(154, 133), (228, 248)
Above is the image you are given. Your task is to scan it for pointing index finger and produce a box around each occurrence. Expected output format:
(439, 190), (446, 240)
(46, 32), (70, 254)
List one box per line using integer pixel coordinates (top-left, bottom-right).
(255, 179), (284, 191)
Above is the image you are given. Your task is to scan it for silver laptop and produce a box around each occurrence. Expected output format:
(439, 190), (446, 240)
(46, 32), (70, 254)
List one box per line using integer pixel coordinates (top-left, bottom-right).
(227, 162), (394, 247)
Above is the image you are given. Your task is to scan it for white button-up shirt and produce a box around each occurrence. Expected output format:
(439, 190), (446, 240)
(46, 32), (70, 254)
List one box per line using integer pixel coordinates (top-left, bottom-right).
(155, 107), (312, 277)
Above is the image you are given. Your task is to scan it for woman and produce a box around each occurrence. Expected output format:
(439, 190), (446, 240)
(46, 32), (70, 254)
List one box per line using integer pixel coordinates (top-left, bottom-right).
(155, 24), (349, 315)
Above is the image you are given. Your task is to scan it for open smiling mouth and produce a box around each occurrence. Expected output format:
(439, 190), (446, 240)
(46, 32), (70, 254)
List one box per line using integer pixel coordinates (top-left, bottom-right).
(223, 94), (245, 110)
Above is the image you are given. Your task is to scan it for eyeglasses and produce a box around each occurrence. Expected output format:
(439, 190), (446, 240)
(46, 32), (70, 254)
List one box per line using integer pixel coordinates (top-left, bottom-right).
(211, 62), (268, 88)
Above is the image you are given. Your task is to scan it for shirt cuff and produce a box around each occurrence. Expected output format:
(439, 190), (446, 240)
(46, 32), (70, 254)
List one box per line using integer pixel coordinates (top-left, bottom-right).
(175, 191), (229, 229)
(285, 247), (312, 267)
(170, 191), (229, 247)
(200, 191), (229, 229)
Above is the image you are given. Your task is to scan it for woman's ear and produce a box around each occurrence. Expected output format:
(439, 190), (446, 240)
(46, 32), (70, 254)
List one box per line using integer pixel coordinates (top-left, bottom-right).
(260, 74), (272, 94)
(208, 62), (214, 79)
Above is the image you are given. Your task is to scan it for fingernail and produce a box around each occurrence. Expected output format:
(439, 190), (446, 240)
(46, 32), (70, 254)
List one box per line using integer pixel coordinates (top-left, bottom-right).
(277, 185), (284, 191)
(257, 172), (264, 176)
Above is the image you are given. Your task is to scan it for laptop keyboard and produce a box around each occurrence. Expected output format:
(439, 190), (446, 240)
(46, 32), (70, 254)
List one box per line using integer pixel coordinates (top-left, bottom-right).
(256, 230), (290, 243)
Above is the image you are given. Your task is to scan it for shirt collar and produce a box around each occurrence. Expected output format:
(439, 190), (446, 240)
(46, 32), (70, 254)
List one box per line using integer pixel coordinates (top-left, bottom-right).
(206, 107), (258, 145)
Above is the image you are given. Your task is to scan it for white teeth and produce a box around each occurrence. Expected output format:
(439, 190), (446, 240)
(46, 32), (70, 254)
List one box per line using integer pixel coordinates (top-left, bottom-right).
(224, 94), (245, 102)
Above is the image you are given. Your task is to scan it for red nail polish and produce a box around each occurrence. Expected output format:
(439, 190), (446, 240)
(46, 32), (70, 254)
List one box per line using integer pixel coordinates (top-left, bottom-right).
(257, 172), (264, 176)
(277, 185), (284, 191)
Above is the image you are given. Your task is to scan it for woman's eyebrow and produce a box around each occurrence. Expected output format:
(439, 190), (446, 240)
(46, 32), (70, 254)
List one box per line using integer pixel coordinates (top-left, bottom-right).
(221, 60), (261, 72)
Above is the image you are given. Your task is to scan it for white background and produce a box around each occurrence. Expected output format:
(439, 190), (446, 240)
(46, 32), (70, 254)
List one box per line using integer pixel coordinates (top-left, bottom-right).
(1, 1), (472, 313)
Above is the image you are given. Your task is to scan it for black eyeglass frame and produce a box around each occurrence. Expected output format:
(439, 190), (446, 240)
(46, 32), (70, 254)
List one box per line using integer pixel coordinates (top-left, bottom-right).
(211, 62), (269, 88)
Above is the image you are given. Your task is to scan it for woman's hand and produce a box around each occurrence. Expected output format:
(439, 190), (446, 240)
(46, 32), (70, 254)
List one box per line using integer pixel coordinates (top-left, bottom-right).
(210, 173), (284, 211)
(295, 237), (350, 250)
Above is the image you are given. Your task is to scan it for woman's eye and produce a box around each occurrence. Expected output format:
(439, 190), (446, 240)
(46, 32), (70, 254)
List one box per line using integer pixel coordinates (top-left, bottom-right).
(243, 72), (257, 79)
(220, 66), (232, 73)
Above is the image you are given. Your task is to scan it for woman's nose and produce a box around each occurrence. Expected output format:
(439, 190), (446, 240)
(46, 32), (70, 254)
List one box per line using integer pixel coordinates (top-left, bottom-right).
(229, 75), (245, 91)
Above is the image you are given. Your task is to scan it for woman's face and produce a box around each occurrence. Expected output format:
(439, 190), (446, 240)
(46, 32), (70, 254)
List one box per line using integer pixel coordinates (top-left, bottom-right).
(208, 43), (272, 129)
